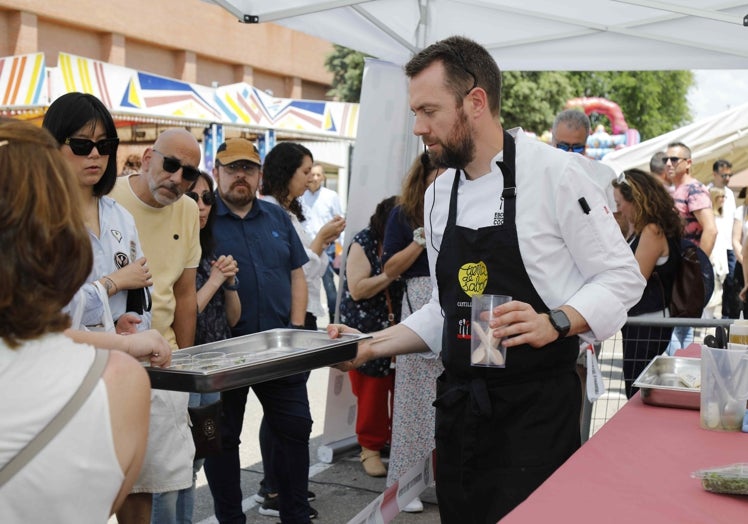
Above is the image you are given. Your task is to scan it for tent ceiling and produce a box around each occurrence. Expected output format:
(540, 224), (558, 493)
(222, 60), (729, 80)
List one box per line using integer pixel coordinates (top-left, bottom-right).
(210, 0), (748, 70)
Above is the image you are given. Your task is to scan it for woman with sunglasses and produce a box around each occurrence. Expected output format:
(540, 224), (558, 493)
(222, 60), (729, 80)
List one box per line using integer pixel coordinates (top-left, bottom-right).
(612, 168), (683, 397)
(43, 92), (154, 337)
(171, 171), (240, 523)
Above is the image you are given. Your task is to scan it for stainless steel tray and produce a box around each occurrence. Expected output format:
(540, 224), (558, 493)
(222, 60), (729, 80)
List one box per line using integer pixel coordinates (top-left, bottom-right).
(633, 355), (700, 410)
(146, 329), (368, 392)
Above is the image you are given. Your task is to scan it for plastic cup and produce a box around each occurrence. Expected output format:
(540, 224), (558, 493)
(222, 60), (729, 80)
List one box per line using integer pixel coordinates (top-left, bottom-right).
(193, 351), (226, 371)
(168, 354), (193, 371)
(729, 321), (748, 345)
(700, 346), (748, 431)
(470, 294), (511, 367)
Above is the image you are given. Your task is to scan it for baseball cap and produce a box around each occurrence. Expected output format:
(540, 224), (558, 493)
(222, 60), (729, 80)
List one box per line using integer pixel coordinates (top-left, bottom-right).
(216, 138), (261, 166)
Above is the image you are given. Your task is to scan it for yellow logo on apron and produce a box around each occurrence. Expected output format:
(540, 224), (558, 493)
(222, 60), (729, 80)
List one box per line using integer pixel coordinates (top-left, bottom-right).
(458, 261), (488, 296)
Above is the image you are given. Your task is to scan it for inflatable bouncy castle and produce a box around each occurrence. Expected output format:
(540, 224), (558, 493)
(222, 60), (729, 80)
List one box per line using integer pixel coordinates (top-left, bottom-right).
(565, 97), (640, 160)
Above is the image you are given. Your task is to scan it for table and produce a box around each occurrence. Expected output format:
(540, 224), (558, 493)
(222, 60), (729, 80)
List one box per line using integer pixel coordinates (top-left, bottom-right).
(502, 394), (748, 523)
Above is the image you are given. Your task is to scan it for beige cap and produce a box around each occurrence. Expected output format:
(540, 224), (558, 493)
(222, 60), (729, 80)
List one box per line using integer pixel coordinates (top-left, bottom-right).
(216, 138), (261, 166)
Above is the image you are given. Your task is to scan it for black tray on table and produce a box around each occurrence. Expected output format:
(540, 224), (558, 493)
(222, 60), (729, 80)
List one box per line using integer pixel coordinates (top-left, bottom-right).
(146, 328), (367, 392)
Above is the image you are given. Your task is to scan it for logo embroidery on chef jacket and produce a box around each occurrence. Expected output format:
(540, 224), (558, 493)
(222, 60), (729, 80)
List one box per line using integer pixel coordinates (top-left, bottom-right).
(457, 318), (471, 339)
(111, 229), (123, 243)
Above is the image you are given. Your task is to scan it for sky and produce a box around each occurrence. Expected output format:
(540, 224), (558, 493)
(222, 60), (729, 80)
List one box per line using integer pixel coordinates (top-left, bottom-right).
(688, 69), (748, 121)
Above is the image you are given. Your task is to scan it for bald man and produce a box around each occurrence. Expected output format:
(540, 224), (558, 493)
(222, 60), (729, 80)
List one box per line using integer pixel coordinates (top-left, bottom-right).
(111, 128), (202, 523)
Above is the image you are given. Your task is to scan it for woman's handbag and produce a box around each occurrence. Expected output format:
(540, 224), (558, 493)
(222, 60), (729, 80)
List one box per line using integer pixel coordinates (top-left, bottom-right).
(188, 400), (222, 460)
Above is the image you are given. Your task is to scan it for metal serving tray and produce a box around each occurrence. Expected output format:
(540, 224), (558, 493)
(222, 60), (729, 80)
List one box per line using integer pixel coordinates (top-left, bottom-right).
(633, 355), (701, 410)
(146, 329), (368, 393)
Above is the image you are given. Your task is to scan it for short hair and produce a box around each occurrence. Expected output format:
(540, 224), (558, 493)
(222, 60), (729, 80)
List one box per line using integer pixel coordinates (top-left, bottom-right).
(650, 151), (667, 175)
(713, 159), (732, 172)
(552, 109), (591, 137)
(261, 142), (313, 222)
(0, 119), (93, 347)
(42, 92), (119, 196)
(666, 141), (691, 158)
(124, 153), (142, 169)
(405, 36), (502, 117)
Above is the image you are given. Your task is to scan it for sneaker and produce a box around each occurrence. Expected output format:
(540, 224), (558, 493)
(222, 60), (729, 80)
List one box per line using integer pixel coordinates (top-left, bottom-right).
(259, 495), (318, 519)
(402, 496), (424, 513)
(254, 490), (316, 504)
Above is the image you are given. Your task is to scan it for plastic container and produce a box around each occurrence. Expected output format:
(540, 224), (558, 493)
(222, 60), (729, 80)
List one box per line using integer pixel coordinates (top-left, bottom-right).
(692, 463), (748, 495)
(729, 320), (748, 345)
(470, 294), (511, 368)
(699, 346), (748, 431)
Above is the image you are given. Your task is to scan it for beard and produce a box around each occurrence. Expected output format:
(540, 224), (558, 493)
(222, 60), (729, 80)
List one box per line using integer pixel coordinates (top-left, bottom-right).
(427, 108), (475, 169)
(219, 180), (255, 208)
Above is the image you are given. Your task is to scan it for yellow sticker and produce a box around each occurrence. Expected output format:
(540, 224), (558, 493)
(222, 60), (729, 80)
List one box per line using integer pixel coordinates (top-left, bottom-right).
(458, 261), (488, 297)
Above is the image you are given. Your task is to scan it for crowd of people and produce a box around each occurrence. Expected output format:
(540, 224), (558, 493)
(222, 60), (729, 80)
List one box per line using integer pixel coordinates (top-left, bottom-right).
(1, 33), (744, 524)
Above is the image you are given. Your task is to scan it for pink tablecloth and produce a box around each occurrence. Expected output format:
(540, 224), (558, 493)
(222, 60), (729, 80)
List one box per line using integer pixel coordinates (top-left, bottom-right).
(502, 395), (748, 523)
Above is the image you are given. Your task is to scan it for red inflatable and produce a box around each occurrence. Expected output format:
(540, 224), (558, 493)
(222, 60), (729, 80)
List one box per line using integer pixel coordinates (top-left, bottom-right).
(565, 97), (629, 135)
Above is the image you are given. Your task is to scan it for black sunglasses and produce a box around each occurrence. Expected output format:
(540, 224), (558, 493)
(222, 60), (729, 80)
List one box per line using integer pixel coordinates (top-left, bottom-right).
(186, 190), (215, 206)
(152, 149), (200, 182)
(662, 156), (687, 165)
(556, 142), (586, 154)
(64, 137), (119, 156)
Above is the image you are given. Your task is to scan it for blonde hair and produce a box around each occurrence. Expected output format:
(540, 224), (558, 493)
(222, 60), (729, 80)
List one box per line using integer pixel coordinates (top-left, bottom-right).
(0, 119), (92, 347)
(709, 186), (725, 218)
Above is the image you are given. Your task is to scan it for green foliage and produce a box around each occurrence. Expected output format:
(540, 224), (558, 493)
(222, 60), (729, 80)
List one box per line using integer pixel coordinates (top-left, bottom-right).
(324, 45), (694, 139)
(324, 45), (366, 102)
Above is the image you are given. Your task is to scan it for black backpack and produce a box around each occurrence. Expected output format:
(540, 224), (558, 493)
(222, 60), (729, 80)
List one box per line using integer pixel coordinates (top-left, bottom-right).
(669, 239), (714, 318)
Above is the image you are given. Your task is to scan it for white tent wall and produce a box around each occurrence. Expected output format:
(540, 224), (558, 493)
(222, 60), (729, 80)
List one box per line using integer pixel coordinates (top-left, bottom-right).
(315, 58), (419, 458)
(603, 102), (748, 182)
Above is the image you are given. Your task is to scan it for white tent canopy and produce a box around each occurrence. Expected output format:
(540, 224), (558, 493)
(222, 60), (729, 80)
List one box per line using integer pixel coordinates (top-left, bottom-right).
(602, 102), (748, 180)
(210, 0), (748, 70)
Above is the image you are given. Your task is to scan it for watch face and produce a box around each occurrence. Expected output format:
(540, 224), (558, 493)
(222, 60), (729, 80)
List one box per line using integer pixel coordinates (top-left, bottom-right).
(550, 309), (570, 334)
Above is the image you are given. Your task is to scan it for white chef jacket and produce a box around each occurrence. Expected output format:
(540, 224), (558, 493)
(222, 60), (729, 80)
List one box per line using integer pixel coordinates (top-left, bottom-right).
(401, 128), (645, 354)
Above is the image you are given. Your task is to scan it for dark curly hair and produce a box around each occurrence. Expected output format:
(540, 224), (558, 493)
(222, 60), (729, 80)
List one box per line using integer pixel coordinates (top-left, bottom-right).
(260, 142), (313, 222)
(370, 196), (399, 244)
(612, 168), (683, 239)
(42, 92), (119, 197)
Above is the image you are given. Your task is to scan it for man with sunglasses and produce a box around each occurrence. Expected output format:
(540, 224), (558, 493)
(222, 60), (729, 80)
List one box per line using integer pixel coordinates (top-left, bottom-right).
(328, 36), (644, 523)
(203, 138), (312, 524)
(665, 142), (717, 353)
(111, 128), (202, 523)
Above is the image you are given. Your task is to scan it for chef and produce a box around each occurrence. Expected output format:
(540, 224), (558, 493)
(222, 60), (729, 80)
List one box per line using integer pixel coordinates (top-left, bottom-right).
(329, 36), (645, 523)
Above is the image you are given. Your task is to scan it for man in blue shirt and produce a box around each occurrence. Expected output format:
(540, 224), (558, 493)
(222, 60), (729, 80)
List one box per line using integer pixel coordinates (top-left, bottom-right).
(203, 138), (315, 523)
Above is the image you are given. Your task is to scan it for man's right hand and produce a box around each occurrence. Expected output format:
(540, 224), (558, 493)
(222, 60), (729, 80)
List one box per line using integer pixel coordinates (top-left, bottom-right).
(327, 323), (366, 371)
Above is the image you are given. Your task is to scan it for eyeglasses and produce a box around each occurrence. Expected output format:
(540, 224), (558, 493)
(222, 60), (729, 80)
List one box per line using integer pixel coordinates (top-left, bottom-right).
(152, 149), (200, 182)
(64, 137), (119, 156)
(556, 142), (586, 154)
(219, 161), (260, 175)
(720, 173), (733, 179)
(446, 45), (478, 97)
(185, 190), (215, 206)
(662, 156), (688, 165)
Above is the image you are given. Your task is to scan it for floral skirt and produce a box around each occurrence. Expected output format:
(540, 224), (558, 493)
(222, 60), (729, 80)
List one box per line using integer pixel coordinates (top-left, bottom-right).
(386, 276), (443, 487)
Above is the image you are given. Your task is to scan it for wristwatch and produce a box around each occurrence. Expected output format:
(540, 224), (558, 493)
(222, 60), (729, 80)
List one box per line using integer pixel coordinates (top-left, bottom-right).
(548, 309), (571, 339)
(222, 276), (239, 291)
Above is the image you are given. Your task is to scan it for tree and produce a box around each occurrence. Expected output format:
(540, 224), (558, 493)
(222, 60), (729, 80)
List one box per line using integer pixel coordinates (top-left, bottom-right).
(324, 45), (366, 102)
(324, 46), (693, 140)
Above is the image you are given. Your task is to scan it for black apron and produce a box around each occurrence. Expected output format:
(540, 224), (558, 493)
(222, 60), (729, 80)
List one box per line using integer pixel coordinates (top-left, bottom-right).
(433, 132), (581, 523)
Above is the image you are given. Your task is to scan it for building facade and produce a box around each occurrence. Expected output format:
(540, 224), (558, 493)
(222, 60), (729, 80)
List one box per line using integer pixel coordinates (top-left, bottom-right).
(0, 0), (334, 100)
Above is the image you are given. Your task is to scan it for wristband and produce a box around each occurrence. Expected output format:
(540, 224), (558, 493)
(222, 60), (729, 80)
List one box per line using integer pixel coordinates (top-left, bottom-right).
(101, 276), (118, 295)
(413, 227), (426, 247)
(222, 276), (239, 291)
